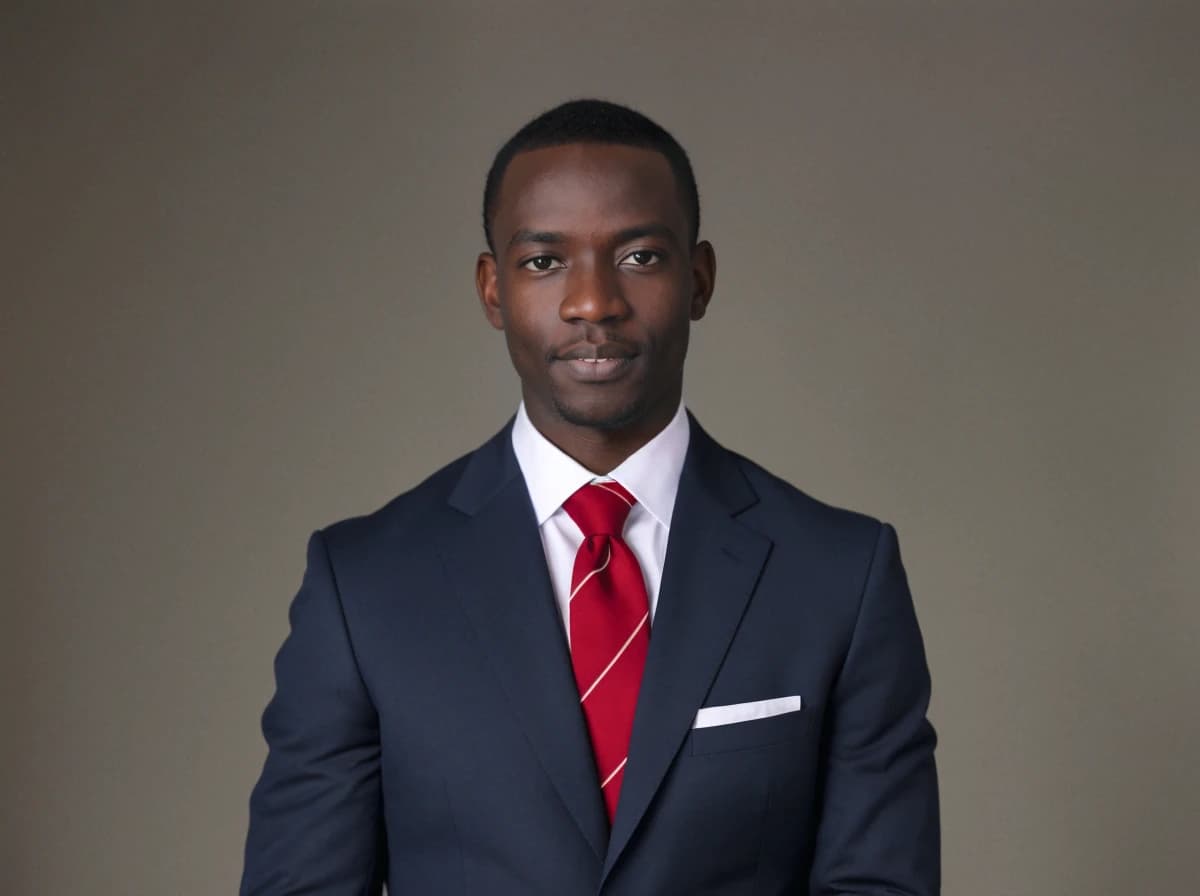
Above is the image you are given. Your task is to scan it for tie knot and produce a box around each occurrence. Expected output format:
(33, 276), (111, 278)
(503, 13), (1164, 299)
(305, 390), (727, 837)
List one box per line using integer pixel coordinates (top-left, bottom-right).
(563, 481), (637, 537)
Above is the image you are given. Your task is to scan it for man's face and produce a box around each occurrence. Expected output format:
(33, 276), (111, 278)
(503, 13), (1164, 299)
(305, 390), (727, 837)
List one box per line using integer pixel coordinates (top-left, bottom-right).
(477, 143), (714, 435)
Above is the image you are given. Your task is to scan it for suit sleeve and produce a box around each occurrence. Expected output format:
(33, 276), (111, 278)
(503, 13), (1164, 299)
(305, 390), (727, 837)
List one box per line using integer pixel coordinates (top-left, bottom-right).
(240, 531), (387, 895)
(809, 522), (940, 895)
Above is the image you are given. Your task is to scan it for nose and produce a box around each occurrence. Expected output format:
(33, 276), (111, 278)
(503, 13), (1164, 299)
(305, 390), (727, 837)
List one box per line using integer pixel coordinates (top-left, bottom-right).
(559, 261), (630, 324)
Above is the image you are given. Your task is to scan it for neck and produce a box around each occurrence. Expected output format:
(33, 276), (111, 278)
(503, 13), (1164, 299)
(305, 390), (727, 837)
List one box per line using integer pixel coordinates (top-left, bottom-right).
(523, 397), (680, 475)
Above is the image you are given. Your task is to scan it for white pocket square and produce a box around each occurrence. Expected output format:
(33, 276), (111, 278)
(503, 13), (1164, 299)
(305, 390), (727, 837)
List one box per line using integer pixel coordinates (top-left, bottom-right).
(692, 695), (804, 729)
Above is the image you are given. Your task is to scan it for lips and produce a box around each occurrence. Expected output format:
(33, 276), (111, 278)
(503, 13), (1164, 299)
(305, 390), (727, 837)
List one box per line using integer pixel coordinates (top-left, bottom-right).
(554, 342), (639, 383)
(561, 357), (634, 382)
(556, 342), (638, 362)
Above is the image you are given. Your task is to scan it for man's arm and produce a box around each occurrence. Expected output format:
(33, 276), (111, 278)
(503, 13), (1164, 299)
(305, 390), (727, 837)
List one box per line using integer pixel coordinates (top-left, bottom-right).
(809, 522), (940, 895)
(240, 531), (387, 896)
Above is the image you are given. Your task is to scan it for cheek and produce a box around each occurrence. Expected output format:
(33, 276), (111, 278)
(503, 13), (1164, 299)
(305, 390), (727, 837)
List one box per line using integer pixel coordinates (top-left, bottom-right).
(501, 282), (562, 330)
(500, 303), (556, 365)
(635, 292), (693, 349)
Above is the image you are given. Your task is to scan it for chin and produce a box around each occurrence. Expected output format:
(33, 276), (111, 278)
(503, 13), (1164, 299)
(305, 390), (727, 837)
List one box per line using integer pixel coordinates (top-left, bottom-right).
(553, 393), (645, 432)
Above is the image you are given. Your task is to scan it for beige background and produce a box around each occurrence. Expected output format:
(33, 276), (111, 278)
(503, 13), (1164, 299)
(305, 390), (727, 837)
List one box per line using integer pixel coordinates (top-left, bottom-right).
(5, 2), (1198, 894)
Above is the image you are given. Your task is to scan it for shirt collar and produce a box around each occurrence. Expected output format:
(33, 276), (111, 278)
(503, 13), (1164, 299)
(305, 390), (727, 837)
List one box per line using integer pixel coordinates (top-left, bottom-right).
(511, 401), (691, 530)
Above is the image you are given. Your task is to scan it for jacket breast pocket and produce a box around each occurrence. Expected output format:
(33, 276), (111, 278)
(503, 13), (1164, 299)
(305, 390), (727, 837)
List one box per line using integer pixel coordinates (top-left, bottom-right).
(689, 704), (809, 756)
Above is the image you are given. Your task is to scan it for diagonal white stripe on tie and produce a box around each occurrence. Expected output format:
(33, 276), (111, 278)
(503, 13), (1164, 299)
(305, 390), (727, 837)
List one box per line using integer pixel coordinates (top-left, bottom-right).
(592, 481), (634, 507)
(600, 756), (628, 789)
(579, 611), (649, 703)
(568, 543), (611, 603)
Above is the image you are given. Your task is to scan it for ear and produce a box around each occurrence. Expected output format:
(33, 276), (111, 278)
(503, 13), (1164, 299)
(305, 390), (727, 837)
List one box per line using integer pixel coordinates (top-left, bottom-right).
(475, 252), (504, 330)
(689, 240), (716, 321)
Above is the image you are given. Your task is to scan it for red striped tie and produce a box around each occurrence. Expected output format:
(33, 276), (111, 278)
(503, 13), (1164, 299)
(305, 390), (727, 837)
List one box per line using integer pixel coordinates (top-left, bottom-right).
(563, 480), (651, 823)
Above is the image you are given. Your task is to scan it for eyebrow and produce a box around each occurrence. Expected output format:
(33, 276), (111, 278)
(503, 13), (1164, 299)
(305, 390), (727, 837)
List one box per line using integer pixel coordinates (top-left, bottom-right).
(613, 224), (676, 244)
(506, 223), (678, 251)
(507, 229), (566, 250)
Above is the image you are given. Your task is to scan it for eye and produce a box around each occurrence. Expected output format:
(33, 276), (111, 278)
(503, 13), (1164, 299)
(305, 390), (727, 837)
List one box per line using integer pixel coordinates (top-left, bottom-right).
(521, 255), (564, 272)
(620, 249), (663, 268)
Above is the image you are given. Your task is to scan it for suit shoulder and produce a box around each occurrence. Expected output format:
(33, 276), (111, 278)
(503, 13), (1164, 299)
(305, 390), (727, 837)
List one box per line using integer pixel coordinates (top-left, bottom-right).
(314, 448), (474, 552)
(731, 451), (886, 546)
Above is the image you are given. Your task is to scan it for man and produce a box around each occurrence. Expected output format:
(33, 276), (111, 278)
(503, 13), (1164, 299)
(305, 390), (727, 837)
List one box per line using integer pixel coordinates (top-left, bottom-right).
(241, 99), (939, 895)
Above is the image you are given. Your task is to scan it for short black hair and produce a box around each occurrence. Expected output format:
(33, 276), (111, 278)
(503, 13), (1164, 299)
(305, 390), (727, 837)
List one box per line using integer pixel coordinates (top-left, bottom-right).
(482, 99), (700, 253)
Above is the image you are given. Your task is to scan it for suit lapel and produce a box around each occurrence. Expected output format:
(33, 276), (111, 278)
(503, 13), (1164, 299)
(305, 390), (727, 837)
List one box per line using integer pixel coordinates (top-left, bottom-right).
(601, 417), (773, 881)
(439, 423), (609, 860)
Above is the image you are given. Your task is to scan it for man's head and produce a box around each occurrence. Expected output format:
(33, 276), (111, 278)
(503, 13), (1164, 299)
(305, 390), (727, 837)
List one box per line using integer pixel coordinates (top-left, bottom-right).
(482, 99), (701, 255)
(476, 99), (715, 449)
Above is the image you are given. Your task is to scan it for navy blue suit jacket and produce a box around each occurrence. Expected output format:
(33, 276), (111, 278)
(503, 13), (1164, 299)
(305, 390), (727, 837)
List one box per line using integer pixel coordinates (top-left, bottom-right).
(241, 415), (939, 894)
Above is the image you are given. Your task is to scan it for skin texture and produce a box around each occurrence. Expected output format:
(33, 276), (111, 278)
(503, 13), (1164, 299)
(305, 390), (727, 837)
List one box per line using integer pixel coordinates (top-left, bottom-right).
(476, 143), (716, 474)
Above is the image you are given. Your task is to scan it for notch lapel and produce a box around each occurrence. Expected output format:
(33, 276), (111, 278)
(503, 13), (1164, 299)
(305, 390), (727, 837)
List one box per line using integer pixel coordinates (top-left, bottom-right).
(601, 419), (773, 882)
(439, 425), (609, 860)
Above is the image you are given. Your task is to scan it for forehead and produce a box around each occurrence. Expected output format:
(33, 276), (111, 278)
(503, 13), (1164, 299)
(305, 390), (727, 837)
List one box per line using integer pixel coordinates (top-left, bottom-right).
(493, 143), (688, 242)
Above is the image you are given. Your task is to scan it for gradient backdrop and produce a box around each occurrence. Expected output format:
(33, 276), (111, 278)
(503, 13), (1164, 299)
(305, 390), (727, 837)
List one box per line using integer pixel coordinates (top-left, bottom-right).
(5, 2), (1198, 894)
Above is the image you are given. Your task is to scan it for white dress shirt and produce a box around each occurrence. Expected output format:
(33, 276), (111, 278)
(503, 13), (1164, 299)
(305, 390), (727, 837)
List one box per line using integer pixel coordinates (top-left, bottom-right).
(511, 401), (690, 643)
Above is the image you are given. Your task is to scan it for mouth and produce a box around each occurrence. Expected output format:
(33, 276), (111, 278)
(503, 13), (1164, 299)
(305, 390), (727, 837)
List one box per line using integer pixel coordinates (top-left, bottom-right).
(561, 357), (635, 382)
(554, 342), (639, 384)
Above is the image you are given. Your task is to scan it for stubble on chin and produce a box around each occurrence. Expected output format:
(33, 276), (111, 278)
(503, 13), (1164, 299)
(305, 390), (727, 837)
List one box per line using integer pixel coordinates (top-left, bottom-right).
(551, 390), (646, 432)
